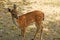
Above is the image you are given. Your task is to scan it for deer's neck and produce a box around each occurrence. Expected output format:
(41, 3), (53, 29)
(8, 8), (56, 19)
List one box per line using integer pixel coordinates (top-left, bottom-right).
(12, 15), (19, 27)
(15, 16), (19, 19)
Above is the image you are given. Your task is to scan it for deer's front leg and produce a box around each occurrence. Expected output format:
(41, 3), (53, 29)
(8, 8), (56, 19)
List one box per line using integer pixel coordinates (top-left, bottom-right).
(21, 27), (26, 40)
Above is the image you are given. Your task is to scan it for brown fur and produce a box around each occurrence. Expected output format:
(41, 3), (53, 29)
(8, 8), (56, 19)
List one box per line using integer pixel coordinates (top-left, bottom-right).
(16, 10), (44, 28)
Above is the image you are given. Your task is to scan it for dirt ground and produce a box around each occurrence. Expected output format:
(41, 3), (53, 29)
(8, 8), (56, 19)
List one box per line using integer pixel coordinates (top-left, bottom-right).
(0, 0), (60, 40)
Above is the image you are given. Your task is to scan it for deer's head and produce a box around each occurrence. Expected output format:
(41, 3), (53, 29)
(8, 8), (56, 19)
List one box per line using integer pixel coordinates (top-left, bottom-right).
(8, 4), (18, 19)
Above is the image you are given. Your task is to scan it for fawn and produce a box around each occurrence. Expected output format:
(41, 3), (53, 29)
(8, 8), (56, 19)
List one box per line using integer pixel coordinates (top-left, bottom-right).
(7, 4), (44, 40)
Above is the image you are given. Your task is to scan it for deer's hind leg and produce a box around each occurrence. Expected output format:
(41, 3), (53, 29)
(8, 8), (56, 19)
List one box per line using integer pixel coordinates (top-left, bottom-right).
(32, 17), (43, 40)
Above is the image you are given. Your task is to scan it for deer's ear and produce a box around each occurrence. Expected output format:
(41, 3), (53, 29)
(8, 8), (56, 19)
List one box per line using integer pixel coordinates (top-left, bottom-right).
(13, 4), (17, 9)
(8, 8), (11, 12)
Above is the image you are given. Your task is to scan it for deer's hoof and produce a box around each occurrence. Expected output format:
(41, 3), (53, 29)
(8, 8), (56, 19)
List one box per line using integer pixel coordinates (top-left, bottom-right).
(31, 39), (34, 40)
(19, 34), (21, 36)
